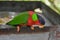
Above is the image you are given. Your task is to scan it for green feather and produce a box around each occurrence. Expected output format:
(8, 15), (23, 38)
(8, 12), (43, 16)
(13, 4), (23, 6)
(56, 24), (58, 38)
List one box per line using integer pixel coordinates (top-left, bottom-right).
(7, 11), (29, 25)
(32, 13), (38, 21)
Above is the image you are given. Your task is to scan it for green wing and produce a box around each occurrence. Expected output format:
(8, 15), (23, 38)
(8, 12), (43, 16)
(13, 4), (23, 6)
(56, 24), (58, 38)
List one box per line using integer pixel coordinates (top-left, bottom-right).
(7, 11), (29, 25)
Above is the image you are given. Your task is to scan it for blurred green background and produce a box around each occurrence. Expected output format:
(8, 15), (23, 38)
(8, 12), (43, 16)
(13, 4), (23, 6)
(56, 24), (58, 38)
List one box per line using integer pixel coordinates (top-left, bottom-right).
(0, 0), (60, 15)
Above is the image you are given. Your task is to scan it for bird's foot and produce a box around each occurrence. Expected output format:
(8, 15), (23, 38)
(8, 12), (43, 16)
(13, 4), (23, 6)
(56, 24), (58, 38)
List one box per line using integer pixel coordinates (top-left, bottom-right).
(31, 26), (34, 30)
(17, 26), (20, 32)
(39, 25), (44, 28)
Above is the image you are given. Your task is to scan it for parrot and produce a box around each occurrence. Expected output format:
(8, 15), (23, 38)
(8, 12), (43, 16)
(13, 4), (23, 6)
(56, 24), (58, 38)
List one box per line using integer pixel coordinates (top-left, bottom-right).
(6, 11), (45, 32)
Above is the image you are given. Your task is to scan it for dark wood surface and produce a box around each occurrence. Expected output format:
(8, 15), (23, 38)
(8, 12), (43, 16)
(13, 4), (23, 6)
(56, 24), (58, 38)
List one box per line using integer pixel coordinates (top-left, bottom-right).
(0, 26), (57, 35)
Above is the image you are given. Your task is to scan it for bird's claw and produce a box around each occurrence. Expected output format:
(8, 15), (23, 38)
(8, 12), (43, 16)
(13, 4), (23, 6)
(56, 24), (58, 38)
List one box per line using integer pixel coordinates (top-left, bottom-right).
(17, 26), (20, 32)
(39, 25), (44, 28)
(31, 26), (34, 30)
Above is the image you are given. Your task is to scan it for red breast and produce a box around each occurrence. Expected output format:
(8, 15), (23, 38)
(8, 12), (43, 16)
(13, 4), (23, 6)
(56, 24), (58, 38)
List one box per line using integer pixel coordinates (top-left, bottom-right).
(27, 17), (34, 26)
(34, 20), (41, 25)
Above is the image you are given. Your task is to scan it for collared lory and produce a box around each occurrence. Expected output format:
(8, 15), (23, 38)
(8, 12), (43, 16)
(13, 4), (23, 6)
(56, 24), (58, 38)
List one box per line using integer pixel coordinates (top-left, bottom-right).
(7, 11), (45, 32)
